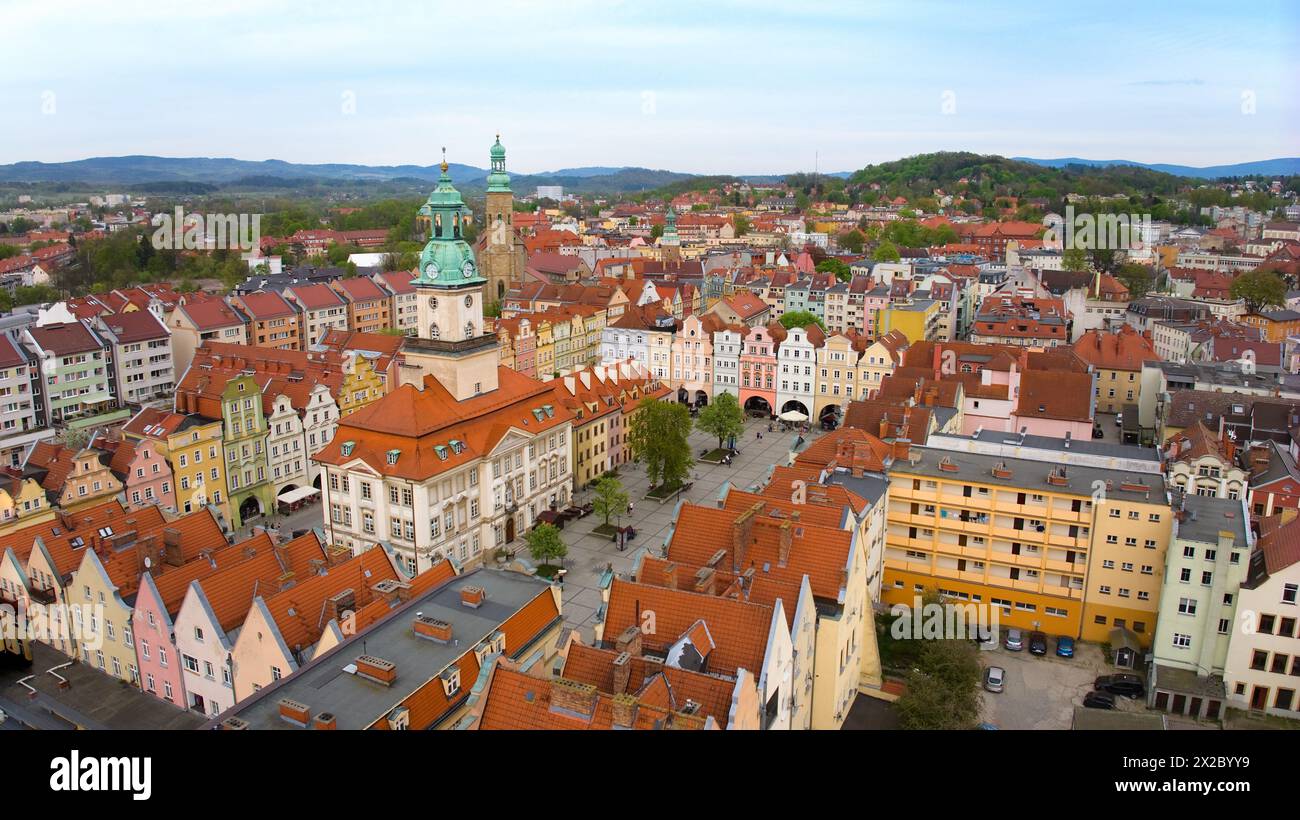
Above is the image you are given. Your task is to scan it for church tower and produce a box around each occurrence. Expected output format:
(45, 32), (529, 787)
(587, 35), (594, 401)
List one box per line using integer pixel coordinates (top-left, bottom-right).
(660, 204), (681, 263)
(479, 135), (526, 307)
(400, 154), (500, 399)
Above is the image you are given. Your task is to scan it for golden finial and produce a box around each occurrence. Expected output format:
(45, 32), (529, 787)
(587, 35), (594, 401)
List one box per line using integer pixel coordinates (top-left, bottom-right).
(440, 146), (448, 173)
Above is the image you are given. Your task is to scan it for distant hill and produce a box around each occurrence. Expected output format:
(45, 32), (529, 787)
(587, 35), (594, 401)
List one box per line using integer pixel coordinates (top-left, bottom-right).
(0, 156), (693, 194)
(849, 151), (1196, 200)
(1014, 156), (1300, 179)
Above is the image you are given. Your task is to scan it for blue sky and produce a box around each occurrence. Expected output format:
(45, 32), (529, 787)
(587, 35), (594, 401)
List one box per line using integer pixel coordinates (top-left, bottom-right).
(4, 0), (1297, 174)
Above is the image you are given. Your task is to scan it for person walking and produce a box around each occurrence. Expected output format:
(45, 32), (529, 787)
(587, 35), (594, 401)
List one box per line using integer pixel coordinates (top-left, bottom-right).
(627, 501), (634, 515)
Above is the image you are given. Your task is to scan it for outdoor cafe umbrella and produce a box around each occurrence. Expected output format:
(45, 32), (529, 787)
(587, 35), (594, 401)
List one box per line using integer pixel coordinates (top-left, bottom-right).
(778, 409), (808, 422)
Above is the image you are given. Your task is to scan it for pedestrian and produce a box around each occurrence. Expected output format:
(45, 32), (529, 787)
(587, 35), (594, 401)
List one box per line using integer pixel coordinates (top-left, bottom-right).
(627, 501), (634, 514)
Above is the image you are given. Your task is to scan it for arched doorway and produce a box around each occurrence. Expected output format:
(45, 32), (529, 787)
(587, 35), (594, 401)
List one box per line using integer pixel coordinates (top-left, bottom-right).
(744, 396), (772, 417)
(239, 495), (263, 523)
(313, 473), (322, 489)
(694, 390), (708, 407)
(781, 400), (810, 417)
(506, 516), (516, 543)
(819, 404), (841, 430)
(677, 387), (689, 405)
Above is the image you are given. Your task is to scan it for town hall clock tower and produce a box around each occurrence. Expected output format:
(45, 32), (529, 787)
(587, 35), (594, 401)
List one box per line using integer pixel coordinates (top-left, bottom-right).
(400, 154), (500, 399)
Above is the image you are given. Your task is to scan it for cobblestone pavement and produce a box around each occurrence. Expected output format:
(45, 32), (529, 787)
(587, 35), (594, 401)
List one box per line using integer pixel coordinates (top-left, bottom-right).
(552, 414), (828, 642)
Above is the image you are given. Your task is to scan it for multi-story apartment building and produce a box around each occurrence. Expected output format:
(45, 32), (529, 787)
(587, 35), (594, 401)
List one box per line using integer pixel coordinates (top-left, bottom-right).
(374, 270), (419, 335)
(91, 309), (174, 406)
(1072, 326), (1156, 415)
(22, 320), (125, 429)
(0, 334), (52, 468)
(813, 332), (861, 422)
(232, 290), (302, 352)
(165, 296), (248, 378)
(874, 298), (940, 345)
(1147, 494), (1251, 721)
(884, 442), (1171, 646)
(331, 277), (391, 334)
(1223, 510), (1300, 717)
(970, 294), (1070, 348)
(283, 282), (349, 348)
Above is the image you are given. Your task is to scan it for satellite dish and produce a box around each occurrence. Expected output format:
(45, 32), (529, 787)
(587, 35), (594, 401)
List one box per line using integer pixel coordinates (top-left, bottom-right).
(144, 556), (152, 569)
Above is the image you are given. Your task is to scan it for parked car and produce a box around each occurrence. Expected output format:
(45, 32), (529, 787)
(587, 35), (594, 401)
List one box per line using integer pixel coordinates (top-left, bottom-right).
(1082, 690), (1117, 710)
(1056, 636), (1075, 658)
(978, 629), (999, 652)
(1003, 628), (1024, 651)
(1094, 673), (1146, 698)
(1092, 424), (1104, 439)
(983, 666), (1005, 693)
(1115, 413), (1123, 427)
(1028, 631), (1048, 655)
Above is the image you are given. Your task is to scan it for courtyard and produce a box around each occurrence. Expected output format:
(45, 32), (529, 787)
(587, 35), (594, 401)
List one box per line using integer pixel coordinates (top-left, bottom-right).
(540, 412), (830, 641)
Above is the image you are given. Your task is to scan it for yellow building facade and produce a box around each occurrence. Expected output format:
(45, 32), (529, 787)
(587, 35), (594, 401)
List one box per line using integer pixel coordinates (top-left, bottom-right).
(164, 419), (231, 521)
(884, 446), (1170, 645)
(339, 353), (387, 417)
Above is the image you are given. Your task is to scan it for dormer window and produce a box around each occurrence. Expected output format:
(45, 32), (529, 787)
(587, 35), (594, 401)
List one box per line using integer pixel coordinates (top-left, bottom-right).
(449, 440), (463, 455)
(386, 449), (400, 465)
(341, 441), (355, 457)
(434, 445), (448, 460)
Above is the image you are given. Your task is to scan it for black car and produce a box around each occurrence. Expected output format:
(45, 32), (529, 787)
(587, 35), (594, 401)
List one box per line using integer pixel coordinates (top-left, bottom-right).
(1091, 425), (1104, 439)
(1082, 690), (1116, 709)
(1028, 631), (1048, 655)
(1094, 673), (1145, 698)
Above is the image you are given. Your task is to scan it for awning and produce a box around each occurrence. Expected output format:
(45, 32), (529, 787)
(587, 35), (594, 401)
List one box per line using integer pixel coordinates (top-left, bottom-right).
(778, 410), (808, 422)
(277, 486), (320, 505)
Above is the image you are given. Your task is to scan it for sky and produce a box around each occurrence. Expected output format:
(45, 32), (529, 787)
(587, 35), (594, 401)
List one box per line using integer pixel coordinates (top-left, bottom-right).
(4, 0), (1298, 175)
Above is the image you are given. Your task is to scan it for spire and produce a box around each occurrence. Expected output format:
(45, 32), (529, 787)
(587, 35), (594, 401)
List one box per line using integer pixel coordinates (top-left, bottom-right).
(487, 135), (511, 193)
(440, 146), (448, 174)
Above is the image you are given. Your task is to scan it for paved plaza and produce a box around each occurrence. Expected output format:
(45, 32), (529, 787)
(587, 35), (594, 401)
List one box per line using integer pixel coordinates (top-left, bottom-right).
(543, 414), (829, 642)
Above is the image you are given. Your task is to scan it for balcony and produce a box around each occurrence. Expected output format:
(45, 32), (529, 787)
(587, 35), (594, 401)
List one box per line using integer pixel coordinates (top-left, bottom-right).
(29, 585), (58, 605)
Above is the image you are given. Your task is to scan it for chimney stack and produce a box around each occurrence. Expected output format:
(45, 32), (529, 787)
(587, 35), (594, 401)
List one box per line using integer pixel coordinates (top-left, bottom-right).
(661, 562), (678, 590)
(614, 625), (642, 657)
(612, 651), (632, 695)
(779, 521), (794, 567)
(610, 693), (638, 729)
(549, 679), (598, 718)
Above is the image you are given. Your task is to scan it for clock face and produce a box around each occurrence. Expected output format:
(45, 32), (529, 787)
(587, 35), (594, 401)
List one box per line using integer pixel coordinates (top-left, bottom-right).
(462, 261), (474, 278)
(424, 262), (438, 279)
(464, 295), (473, 308)
(428, 296), (438, 308)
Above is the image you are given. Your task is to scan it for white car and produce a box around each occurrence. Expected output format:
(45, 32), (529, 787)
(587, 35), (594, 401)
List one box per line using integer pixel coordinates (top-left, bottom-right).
(983, 666), (1005, 693)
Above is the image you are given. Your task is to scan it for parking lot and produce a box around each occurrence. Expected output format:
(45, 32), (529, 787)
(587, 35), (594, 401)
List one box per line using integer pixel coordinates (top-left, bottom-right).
(978, 638), (1148, 729)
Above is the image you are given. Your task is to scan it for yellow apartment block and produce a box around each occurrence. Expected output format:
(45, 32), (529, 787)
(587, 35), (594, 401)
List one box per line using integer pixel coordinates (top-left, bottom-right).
(884, 446), (1171, 646)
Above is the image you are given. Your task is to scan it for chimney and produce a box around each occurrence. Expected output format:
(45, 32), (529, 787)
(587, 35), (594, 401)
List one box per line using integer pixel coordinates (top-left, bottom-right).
(327, 544), (351, 566)
(550, 679), (598, 718)
(460, 585), (486, 608)
(162, 527), (184, 566)
(353, 655), (397, 686)
(612, 651), (632, 695)
(278, 698), (311, 727)
(325, 588), (355, 623)
(693, 566), (715, 594)
(614, 625), (642, 657)
(892, 437), (912, 462)
(730, 503), (762, 573)
(220, 717), (250, 730)
(412, 614), (453, 643)
(779, 520), (794, 567)
(879, 418), (889, 439)
(313, 712), (337, 731)
(371, 579), (401, 605)
(610, 692), (638, 729)
(661, 562), (678, 590)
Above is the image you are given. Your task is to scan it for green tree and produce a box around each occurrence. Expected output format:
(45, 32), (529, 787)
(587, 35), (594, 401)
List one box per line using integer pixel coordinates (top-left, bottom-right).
(1231, 268), (1288, 314)
(696, 391), (745, 451)
(873, 240), (901, 263)
(1062, 247), (1089, 272)
(778, 309), (826, 332)
(815, 258), (851, 281)
(525, 523), (567, 570)
(733, 215), (751, 236)
(0, 245), (19, 261)
(893, 591), (983, 730)
(837, 229), (865, 255)
(1115, 262), (1155, 299)
(627, 399), (693, 491)
(591, 475), (630, 527)
(649, 224), (664, 241)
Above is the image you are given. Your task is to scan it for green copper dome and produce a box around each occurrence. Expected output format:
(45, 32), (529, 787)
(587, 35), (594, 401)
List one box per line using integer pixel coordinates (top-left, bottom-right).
(486, 134), (512, 194)
(413, 157), (485, 288)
